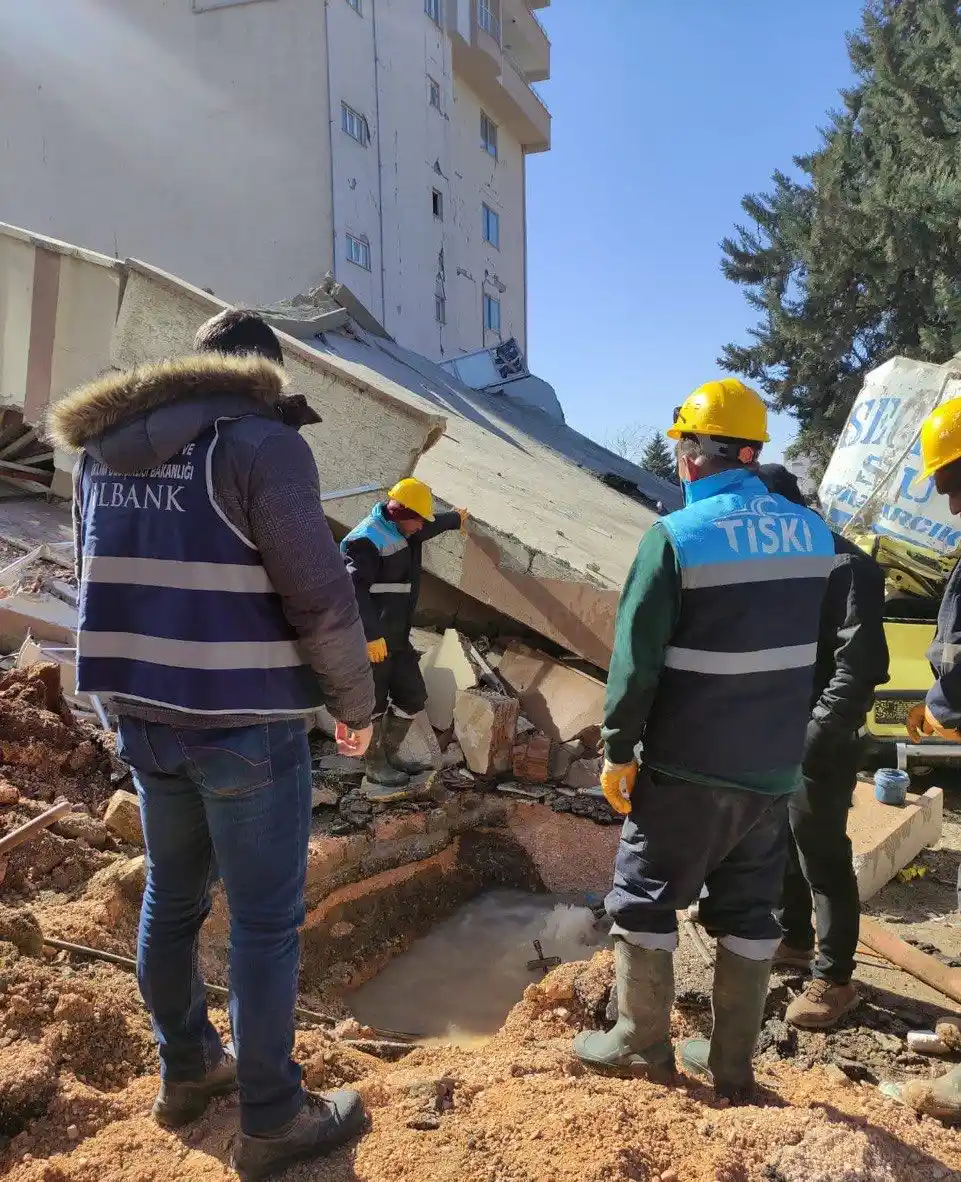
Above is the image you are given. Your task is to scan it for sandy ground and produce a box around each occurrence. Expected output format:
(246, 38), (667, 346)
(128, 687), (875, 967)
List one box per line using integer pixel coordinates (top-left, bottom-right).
(3, 665), (961, 1180)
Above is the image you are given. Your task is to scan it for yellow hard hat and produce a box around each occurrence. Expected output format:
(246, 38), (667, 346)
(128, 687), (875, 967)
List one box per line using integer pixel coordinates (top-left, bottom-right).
(917, 396), (961, 482)
(667, 378), (769, 443)
(387, 477), (435, 521)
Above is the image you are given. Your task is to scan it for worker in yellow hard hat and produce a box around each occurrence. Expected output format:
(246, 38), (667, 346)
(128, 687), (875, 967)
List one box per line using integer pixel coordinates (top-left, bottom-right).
(905, 396), (961, 746)
(574, 378), (837, 1103)
(882, 398), (961, 1122)
(341, 478), (467, 797)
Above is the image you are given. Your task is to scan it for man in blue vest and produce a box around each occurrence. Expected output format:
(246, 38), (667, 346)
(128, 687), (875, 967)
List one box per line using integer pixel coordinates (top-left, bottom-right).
(573, 379), (835, 1103)
(49, 310), (376, 1182)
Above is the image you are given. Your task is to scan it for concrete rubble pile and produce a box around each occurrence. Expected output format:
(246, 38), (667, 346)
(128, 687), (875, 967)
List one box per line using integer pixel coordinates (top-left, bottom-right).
(309, 627), (618, 833)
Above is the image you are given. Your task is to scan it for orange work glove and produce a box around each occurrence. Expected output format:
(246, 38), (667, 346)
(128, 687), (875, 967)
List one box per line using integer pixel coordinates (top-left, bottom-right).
(600, 759), (637, 815)
(456, 507), (469, 533)
(367, 638), (388, 664)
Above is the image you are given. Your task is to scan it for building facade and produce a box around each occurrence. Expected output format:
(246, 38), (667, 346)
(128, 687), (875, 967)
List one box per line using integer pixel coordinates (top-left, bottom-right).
(0, 0), (550, 361)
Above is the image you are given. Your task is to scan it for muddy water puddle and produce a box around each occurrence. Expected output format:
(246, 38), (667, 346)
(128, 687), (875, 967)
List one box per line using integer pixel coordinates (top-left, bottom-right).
(350, 890), (609, 1045)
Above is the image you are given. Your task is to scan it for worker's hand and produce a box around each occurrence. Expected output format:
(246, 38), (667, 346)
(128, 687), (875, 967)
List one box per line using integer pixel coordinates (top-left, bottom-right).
(906, 703), (928, 743)
(335, 721), (373, 757)
(367, 638), (388, 664)
(600, 759), (637, 816)
(456, 507), (469, 533)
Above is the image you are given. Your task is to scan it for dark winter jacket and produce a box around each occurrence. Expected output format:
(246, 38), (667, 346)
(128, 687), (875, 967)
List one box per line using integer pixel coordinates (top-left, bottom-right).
(341, 502), (461, 648)
(48, 353), (375, 729)
(926, 557), (961, 729)
(809, 532), (890, 738)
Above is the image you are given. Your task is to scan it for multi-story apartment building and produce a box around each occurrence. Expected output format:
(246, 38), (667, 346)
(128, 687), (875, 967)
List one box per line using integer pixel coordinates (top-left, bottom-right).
(0, 0), (550, 361)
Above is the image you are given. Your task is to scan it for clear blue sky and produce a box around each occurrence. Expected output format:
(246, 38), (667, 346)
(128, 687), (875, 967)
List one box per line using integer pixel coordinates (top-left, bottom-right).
(526, 1), (867, 461)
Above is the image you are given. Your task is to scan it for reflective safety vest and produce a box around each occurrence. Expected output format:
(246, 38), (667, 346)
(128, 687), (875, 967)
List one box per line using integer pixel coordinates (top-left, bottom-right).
(643, 469), (836, 780)
(76, 420), (322, 716)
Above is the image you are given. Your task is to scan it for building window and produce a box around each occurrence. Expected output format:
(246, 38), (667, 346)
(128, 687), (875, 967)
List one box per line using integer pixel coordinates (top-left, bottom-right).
(477, 0), (499, 40)
(428, 76), (442, 111)
(435, 295), (447, 324)
(346, 233), (371, 270)
(346, 0), (361, 11)
(482, 203), (500, 249)
(341, 102), (369, 145)
(484, 293), (501, 334)
(432, 189), (444, 220)
(425, 0), (441, 23)
(480, 111), (498, 159)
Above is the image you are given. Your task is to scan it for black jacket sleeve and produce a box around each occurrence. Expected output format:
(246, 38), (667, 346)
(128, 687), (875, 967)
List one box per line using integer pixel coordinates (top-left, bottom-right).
(811, 540), (890, 734)
(417, 510), (462, 543)
(342, 537), (384, 642)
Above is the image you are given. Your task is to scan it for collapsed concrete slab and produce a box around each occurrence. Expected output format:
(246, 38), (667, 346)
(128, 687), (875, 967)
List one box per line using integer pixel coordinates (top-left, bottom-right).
(497, 642), (606, 742)
(0, 220), (668, 668)
(849, 781), (944, 900)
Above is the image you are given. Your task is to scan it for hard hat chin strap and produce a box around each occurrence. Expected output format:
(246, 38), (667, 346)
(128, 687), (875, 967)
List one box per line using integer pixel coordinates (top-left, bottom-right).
(689, 434), (762, 464)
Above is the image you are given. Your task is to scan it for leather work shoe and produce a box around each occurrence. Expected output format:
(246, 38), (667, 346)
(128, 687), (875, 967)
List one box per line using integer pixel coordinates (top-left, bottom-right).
(152, 1054), (238, 1129)
(231, 1089), (366, 1182)
(772, 941), (815, 970)
(785, 978), (859, 1029)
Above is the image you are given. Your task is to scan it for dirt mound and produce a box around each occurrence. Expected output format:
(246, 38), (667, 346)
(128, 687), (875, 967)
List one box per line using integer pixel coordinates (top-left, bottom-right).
(0, 665), (119, 813)
(2, 952), (960, 1182)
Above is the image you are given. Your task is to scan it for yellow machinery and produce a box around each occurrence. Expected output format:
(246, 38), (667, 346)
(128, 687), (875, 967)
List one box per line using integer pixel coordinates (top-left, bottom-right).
(851, 532), (961, 768)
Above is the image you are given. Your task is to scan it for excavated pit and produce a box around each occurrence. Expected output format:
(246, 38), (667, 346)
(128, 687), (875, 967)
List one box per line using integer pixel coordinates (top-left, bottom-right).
(349, 890), (610, 1044)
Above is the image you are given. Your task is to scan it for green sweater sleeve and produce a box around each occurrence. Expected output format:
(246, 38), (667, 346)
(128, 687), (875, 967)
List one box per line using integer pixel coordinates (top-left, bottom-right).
(602, 523), (681, 765)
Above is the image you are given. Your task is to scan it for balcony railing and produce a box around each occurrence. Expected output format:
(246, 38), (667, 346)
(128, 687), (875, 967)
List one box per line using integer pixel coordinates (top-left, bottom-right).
(503, 46), (549, 115)
(478, 3), (501, 41)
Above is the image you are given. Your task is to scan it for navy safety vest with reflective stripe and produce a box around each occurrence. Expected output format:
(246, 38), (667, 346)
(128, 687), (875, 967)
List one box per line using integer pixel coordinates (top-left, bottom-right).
(643, 469), (835, 780)
(76, 419), (322, 716)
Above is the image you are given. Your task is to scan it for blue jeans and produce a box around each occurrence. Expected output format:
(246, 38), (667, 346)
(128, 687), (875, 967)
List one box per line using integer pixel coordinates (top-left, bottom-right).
(116, 717), (312, 1135)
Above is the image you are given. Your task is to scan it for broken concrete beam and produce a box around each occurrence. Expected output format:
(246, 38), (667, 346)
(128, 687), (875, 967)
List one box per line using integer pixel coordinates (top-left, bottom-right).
(564, 756), (603, 792)
(453, 689), (519, 776)
(420, 629), (478, 730)
(497, 642), (605, 743)
(849, 782), (944, 900)
(549, 739), (583, 783)
(394, 710), (443, 772)
(0, 592), (77, 649)
(103, 789), (143, 846)
(511, 731), (551, 784)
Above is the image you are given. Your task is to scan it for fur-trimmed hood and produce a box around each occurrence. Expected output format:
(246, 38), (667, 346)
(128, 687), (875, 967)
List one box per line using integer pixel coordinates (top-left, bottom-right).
(47, 354), (291, 474)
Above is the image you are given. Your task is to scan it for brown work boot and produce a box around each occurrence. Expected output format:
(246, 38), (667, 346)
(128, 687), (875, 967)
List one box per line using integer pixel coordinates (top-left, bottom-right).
(152, 1054), (237, 1128)
(785, 978), (859, 1029)
(772, 941), (815, 970)
(231, 1090), (366, 1182)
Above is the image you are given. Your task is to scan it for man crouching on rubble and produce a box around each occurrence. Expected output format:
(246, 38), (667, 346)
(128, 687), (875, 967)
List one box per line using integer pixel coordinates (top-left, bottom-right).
(573, 380), (835, 1103)
(48, 310), (375, 1181)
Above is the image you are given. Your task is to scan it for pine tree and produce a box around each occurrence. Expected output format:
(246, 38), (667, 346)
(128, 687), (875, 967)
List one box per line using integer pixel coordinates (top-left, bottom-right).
(639, 433), (677, 484)
(721, 0), (961, 458)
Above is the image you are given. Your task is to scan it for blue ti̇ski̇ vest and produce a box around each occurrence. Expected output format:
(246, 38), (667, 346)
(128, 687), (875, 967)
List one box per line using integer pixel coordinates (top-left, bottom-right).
(76, 419), (322, 716)
(642, 469), (836, 780)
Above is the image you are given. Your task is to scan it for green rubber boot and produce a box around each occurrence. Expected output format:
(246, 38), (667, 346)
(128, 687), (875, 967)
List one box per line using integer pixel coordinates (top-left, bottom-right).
(679, 944), (771, 1101)
(880, 1063), (961, 1124)
(573, 938), (676, 1082)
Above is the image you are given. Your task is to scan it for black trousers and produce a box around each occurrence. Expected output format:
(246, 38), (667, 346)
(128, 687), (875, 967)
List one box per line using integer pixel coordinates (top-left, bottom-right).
(606, 768), (790, 943)
(780, 736), (861, 984)
(372, 641), (427, 717)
